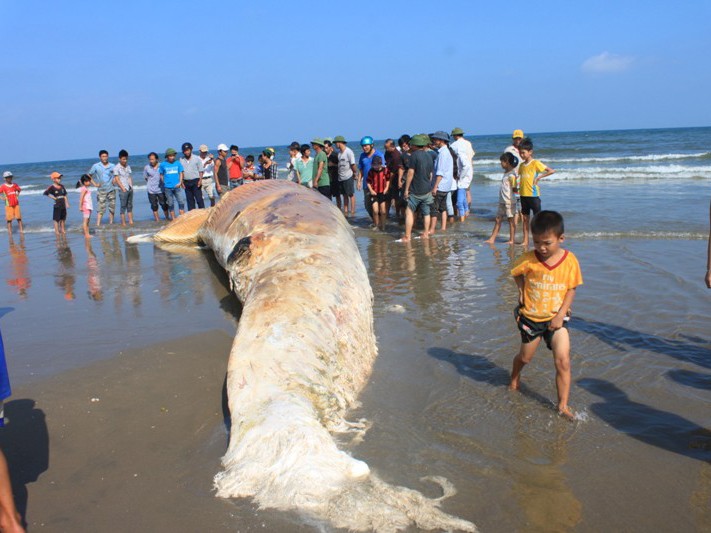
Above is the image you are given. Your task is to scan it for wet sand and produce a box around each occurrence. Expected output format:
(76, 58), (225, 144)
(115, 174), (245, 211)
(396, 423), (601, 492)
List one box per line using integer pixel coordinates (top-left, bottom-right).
(3, 331), (315, 532)
(0, 187), (710, 532)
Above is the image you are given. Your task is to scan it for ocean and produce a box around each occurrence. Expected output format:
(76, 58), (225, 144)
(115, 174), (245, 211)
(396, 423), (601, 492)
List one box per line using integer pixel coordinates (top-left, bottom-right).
(1, 126), (710, 531)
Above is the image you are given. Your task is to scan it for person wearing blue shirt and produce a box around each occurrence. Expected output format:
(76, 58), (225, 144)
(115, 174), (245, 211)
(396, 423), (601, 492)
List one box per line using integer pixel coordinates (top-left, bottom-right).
(430, 131), (454, 234)
(159, 148), (185, 219)
(88, 149), (116, 226)
(357, 137), (385, 221)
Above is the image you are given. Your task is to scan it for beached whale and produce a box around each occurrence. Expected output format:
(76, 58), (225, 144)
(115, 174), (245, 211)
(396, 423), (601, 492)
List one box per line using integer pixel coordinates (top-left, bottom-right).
(149, 180), (476, 532)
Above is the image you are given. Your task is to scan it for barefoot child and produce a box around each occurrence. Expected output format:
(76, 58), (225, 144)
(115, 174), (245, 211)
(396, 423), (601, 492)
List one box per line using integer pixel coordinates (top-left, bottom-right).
(77, 174), (93, 238)
(486, 152), (518, 244)
(44, 172), (69, 235)
(509, 211), (583, 418)
(518, 137), (555, 246)
(0, 171), (23, 234)
(366, 155), (390, 230)
(113, 149), (134, 226)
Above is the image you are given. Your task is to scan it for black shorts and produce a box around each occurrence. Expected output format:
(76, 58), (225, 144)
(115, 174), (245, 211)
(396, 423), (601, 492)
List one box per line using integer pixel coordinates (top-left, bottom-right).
(431, 191), (449, 218)
(331, 179), (342, 197)
(317, 185), (331, 199)
(148, 192), (168, 212)
(520, 196), (541, 216)
(514, 306), (568, 350)
(340, 178), (355, 197)
(370, 193), (388, 204)
(53, 206), (67, 222)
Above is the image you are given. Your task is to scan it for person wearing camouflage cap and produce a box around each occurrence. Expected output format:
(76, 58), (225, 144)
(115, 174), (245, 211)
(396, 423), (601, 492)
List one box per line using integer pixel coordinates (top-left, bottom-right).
(311, 138), (331, 198)
(401, 134), (434, 242)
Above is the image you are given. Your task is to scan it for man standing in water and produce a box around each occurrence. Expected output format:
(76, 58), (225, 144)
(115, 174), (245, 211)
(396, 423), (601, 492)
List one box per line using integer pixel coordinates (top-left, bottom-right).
(384, 139), (404, 219)
(89, 150), (116, 226)
(505, 129), (524, 170)
(335, 136), (357, 216)
(214, 144), (230, 197)
(450, 127), (475, 220)
(311, 138), (330, 198)
(402, 134), (434, 242)
(180, 142), (204, 210)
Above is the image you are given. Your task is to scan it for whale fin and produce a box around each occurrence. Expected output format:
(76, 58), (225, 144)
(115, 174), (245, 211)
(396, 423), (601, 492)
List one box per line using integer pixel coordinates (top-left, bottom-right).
(154, 208), (212, 244)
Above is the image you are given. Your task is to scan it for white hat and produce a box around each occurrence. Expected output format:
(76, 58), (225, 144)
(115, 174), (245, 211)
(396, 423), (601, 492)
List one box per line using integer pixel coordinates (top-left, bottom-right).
(217, 143), (228, 151)
(199, 144), (209, 152)
(2, 171), (12, 178)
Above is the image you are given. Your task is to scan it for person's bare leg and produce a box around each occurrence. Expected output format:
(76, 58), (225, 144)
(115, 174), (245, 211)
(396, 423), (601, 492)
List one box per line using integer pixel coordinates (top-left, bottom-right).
(403, 208), (415, 241)
(5, 222), (10, 234)
(550, 328), (573, 418)
(128, 212), (134, 225)
(522, 213), (530, 246)
(422, 214), (431, 238)
(17, 219), (23, 233)
(120, 213), (126, 226)
(486, 217), (502, 243)
(441, 211), (447, 231)
(428, 214), (437, 235)
(506, 217), (516, 244)
(510, 337), (541, 391)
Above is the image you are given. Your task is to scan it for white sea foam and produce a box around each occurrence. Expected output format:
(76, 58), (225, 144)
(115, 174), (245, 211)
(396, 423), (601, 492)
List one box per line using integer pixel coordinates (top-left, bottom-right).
(480, 164), (711, 182)
(474, 151), (711, 167)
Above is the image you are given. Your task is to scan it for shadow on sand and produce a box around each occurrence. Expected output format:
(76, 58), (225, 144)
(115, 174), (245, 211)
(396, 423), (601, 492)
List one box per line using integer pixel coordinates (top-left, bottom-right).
(0, 399), (49, 526)
(570, 317), (711, 369)
(577, 378), (711, 462)
(427, 347), (554, 410)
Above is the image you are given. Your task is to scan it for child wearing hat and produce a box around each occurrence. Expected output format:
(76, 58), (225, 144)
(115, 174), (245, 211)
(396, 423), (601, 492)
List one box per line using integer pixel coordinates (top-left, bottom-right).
(44, 172), (69, 235)
(366, 155), (390, 230)
(0, 171), (23, 234)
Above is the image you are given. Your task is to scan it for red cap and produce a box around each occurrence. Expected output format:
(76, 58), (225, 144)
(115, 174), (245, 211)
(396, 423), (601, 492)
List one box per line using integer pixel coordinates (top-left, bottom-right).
(50, 171), (63, 179)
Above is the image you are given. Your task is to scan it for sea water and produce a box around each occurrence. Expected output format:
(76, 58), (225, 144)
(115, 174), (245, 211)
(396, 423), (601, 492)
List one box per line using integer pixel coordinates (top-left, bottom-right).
(1, 126), (710, 531)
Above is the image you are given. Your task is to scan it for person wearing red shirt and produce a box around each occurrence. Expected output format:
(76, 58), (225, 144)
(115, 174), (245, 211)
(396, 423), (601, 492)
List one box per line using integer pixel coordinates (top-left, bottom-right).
(0, 172), (23, 234)
(366, 156), (390, 230)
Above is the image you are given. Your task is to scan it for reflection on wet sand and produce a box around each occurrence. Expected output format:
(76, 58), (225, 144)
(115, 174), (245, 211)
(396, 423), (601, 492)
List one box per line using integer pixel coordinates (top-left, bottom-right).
(85, 239), (103, 302)
(54, 239), (75, 301)
(124, 240), (142, 309)
(152, 244), (206, 308)
(6, 234), (30, 299)
(510, 416), (582, 532)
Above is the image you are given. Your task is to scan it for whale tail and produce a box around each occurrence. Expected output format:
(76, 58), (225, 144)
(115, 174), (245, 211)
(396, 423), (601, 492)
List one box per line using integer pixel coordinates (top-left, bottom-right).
(214, 391), (477, 532)
(154, 208), (212, 244)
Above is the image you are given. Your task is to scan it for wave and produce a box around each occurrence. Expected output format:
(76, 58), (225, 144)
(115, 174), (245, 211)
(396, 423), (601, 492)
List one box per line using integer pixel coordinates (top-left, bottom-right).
(479, 164), (711, 182)
(19, 184), (150, 196)
(570, 231), (707, 240)
(473, 152), (711, 168)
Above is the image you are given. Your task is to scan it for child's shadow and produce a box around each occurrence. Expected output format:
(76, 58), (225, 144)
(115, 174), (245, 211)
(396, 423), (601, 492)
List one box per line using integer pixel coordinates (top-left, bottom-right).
(570, 317), (711, 369)
(577, 378), (711, 462)
(0, 399), (49, 526)
(427, 347), (553, 410)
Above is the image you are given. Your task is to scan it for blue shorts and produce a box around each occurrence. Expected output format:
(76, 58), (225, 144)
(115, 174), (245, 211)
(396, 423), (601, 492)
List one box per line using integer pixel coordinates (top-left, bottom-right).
(407, 192), (433, 216)
(164, 187), (186, 210)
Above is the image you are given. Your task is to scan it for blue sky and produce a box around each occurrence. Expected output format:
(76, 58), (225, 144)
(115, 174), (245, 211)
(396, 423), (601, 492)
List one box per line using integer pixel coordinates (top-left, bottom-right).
(1, 0), (710, 164)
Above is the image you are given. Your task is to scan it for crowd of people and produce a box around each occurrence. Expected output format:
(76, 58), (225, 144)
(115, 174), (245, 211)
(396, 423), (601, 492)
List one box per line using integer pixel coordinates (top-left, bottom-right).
(1, 128), (562, 247)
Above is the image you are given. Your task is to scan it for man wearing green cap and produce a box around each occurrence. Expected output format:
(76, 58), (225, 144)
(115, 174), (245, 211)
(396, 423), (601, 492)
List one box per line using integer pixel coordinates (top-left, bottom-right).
(311, 138), (330, 198)
(402, 134), (434, 242)
(159, 148), (185, 219)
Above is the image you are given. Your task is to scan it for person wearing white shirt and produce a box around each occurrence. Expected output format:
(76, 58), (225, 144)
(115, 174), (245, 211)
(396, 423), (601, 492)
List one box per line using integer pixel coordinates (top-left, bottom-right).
(450, 127), (475, 221)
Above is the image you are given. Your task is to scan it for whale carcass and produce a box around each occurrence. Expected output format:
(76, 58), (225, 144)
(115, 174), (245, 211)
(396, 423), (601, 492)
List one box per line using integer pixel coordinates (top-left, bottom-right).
(152, 180), (476, 532)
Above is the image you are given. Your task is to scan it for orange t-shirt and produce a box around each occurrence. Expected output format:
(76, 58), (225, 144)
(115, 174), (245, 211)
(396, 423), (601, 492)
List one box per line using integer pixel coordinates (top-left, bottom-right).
(511, 250), (583, 322)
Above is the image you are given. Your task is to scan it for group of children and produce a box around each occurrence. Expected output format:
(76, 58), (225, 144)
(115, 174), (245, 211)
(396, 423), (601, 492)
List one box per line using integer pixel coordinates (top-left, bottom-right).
(486, 136), (556, 246)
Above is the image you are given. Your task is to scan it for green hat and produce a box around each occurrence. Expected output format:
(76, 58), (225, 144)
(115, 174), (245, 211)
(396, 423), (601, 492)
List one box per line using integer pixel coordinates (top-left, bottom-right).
(165, 148), (177, 156)
(333, 135), (347, 143)
(311, 138), (325, 147)
(323, 137), (333, 143)
(451, 127), (465, 136)
(410, 134), (430, 147)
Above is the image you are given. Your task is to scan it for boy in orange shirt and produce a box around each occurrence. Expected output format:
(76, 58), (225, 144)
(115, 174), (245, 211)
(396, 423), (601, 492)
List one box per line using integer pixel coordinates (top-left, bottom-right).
(509, 210), (582, 418)
(0, 171), (23, 234)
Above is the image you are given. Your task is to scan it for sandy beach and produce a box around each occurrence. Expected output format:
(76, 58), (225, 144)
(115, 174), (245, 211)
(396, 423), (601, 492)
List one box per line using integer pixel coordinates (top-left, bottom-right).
(0, 142), (710, 532)
(3, 330), (322, 532)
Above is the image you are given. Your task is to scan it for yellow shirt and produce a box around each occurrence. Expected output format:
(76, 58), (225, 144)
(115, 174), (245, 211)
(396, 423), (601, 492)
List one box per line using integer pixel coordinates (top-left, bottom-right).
(518, 159), (547, 197)
(511, 250), (583, 322)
